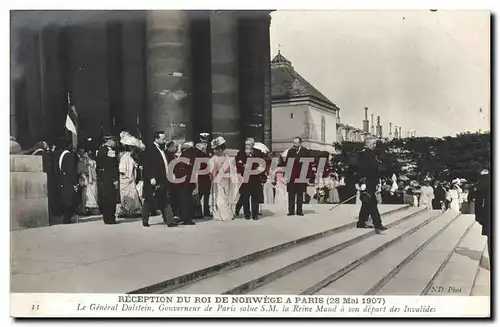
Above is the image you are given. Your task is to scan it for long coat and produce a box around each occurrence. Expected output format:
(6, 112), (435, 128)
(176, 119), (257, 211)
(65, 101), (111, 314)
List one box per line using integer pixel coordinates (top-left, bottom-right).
(235, 148), (265, 188)
(172, 147), (198, 190)
(474, 174), (491, 236)
(285, 146), (310, 192)
(355, 148), (380, 194)
(96, 146), (120, 205)
(141, 144), (170, 201)
(53, 149), (78, 209)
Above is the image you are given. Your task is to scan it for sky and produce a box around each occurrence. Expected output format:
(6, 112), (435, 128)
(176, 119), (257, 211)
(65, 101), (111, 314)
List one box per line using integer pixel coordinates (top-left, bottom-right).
(270, 10), (490, 137)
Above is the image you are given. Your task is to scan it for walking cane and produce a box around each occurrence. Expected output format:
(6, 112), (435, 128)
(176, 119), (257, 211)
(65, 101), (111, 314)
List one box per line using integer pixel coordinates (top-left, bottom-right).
(329, 193), (358, 211)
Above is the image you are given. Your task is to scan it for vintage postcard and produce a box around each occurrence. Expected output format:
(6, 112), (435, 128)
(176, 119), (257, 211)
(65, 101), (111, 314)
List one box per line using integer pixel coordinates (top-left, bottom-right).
(9, 9), (491, 318)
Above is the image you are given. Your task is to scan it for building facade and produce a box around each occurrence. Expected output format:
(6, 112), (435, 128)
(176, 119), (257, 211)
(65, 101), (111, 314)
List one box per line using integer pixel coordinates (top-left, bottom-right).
(10, 10), (273, 151)
(270, 51), (339, 153)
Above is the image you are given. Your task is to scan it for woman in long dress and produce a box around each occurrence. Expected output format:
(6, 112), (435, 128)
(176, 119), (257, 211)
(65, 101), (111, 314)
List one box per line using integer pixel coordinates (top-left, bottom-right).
(328, 174), (340, 204)
(118, 145), (142, 216)
(447, 184), (462, 213)
(77, 150), (100, 215)
(209, 137), (236, 221)
(419, 182), (435, 210)
(271, 167), (288, 207)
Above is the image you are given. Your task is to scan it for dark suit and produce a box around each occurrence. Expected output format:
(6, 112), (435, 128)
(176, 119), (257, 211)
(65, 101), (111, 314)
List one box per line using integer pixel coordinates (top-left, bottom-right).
(474, 174), (491, 256)
(96, 146), (119, 224)
(165, 150), (179, 217)
(285, 146), (309, 215)
(194, 148), (211, 216)
(173, 147), (197, 224)
(54, 149), (78, 224)
(355, 148), (383, 229)
(235, 148), (264, 219)
(141, 143), (174, 225)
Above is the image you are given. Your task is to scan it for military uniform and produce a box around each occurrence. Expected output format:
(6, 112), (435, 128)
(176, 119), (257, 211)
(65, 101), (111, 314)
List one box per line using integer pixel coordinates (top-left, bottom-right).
(96, 139), (119, 224)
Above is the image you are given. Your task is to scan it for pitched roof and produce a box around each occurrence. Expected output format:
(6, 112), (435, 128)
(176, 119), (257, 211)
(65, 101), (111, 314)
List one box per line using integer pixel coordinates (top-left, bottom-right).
(271, 51), (338, 111)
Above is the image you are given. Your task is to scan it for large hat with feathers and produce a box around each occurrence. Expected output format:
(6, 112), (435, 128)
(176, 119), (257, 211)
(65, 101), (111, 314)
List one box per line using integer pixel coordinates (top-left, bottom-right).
(211, 136), (226, 148)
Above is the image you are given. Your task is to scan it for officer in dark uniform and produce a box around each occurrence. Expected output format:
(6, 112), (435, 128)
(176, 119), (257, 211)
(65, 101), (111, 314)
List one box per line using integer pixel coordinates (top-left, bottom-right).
(355, 137), (387, 234)
(173, 142), (197, 225)
(96, 135), (119, 224)
(53, 136), (78, 224)
(474, 168), (491, 257)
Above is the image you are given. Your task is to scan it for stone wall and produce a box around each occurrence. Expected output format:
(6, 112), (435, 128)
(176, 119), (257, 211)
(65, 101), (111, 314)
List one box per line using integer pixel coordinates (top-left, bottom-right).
(10, 155), (49, 230)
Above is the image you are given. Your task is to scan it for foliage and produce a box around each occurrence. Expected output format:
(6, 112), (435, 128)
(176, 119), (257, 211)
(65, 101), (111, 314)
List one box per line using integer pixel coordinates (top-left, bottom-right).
(331, 132), (491, 184)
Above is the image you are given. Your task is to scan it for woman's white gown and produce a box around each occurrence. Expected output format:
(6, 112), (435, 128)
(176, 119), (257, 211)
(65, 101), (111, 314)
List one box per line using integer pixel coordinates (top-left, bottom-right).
(209, 153), (237, 221)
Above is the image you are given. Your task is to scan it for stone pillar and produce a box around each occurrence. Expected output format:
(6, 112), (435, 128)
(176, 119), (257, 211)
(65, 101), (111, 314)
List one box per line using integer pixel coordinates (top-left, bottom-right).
(120, 12), (147, 137)
(262, 13), (272, 149)
(238, 11), (271, 148)
(189, 11), (213, 139)
(210, 11), (240, 150)
(146, 11), (192, 143)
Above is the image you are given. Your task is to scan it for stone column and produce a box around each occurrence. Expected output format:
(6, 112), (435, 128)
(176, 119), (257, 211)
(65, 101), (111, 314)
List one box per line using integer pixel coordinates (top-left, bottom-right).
(237, 11), (271, 147)
(262, 13), (272, 149)
(146, 10), (192, 143)
(210, 11), (240, 150)
(120, 11), (147, 137)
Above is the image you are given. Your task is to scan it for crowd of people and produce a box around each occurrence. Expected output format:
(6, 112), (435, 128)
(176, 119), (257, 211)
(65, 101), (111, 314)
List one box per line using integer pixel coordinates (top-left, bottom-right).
(27, 130), (490, 248)
(28, 131), (334, 227)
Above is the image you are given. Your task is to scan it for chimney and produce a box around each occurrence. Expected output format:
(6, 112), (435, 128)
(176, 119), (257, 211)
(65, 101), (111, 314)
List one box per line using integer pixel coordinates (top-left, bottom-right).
(370, 114), (375, 135)
(399, 127), (402, 139)
(389, 122), (393, 136)
(376, 116), (382, 138)
(362, 107), (369, 133)
(394, 125), (398, 139)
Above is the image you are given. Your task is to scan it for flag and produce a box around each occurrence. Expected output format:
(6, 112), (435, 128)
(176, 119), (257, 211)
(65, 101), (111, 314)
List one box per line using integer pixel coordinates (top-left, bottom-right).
(65, 92), (78, 149)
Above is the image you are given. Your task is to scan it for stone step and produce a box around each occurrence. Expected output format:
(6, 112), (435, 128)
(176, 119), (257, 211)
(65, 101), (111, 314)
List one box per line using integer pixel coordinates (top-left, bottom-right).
(425, 221), (487, 296)
(130, 205), (410, 293)
(248, 209), (443, 295)
(470, 248), (490, 296)
(316, 211), (465, 295)
(376, 215), (475, 295)
(171, 207), (425, 294)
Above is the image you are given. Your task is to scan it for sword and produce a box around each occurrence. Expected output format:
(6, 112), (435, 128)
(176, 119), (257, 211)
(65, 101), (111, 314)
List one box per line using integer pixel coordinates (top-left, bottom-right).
(329, 193), (358, 211)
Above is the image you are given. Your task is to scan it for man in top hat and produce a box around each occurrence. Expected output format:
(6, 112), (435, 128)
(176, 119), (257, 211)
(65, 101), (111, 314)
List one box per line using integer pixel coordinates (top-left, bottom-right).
(53, 135), (79, 224)
(96, 134), (120, 224)
(173, 141), (197, 225)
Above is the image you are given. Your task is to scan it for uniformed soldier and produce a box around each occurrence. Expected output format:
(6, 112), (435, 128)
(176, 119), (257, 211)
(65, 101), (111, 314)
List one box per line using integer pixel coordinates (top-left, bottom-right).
(96, 135), (120, 224)
(53, 136), (78, 224)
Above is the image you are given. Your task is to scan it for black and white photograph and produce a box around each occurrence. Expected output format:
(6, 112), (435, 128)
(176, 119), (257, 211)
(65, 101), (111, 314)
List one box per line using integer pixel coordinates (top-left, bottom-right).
(8, 7), (491, 318)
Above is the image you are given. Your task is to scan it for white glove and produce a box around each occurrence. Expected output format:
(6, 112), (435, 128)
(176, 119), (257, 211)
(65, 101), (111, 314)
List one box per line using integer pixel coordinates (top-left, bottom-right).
(150, 178), (156, 186)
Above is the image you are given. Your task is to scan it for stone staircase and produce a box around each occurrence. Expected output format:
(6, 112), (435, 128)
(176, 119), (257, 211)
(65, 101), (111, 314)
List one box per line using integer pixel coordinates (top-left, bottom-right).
(129, 208), (488, 296)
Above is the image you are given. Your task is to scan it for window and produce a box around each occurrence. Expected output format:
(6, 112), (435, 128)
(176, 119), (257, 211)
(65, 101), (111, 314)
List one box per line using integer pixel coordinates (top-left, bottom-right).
(321, 116), (326, 142)
(290, 113), (294, 119)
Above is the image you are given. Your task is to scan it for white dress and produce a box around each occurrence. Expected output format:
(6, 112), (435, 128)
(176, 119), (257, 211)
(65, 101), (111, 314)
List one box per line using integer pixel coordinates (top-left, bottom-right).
(272, 170), (288, 208)
(209, 153), (237, 221)
(447, 189), (461, 213)
(419, 186), (435, 210)
(118, 152), (142, 215)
